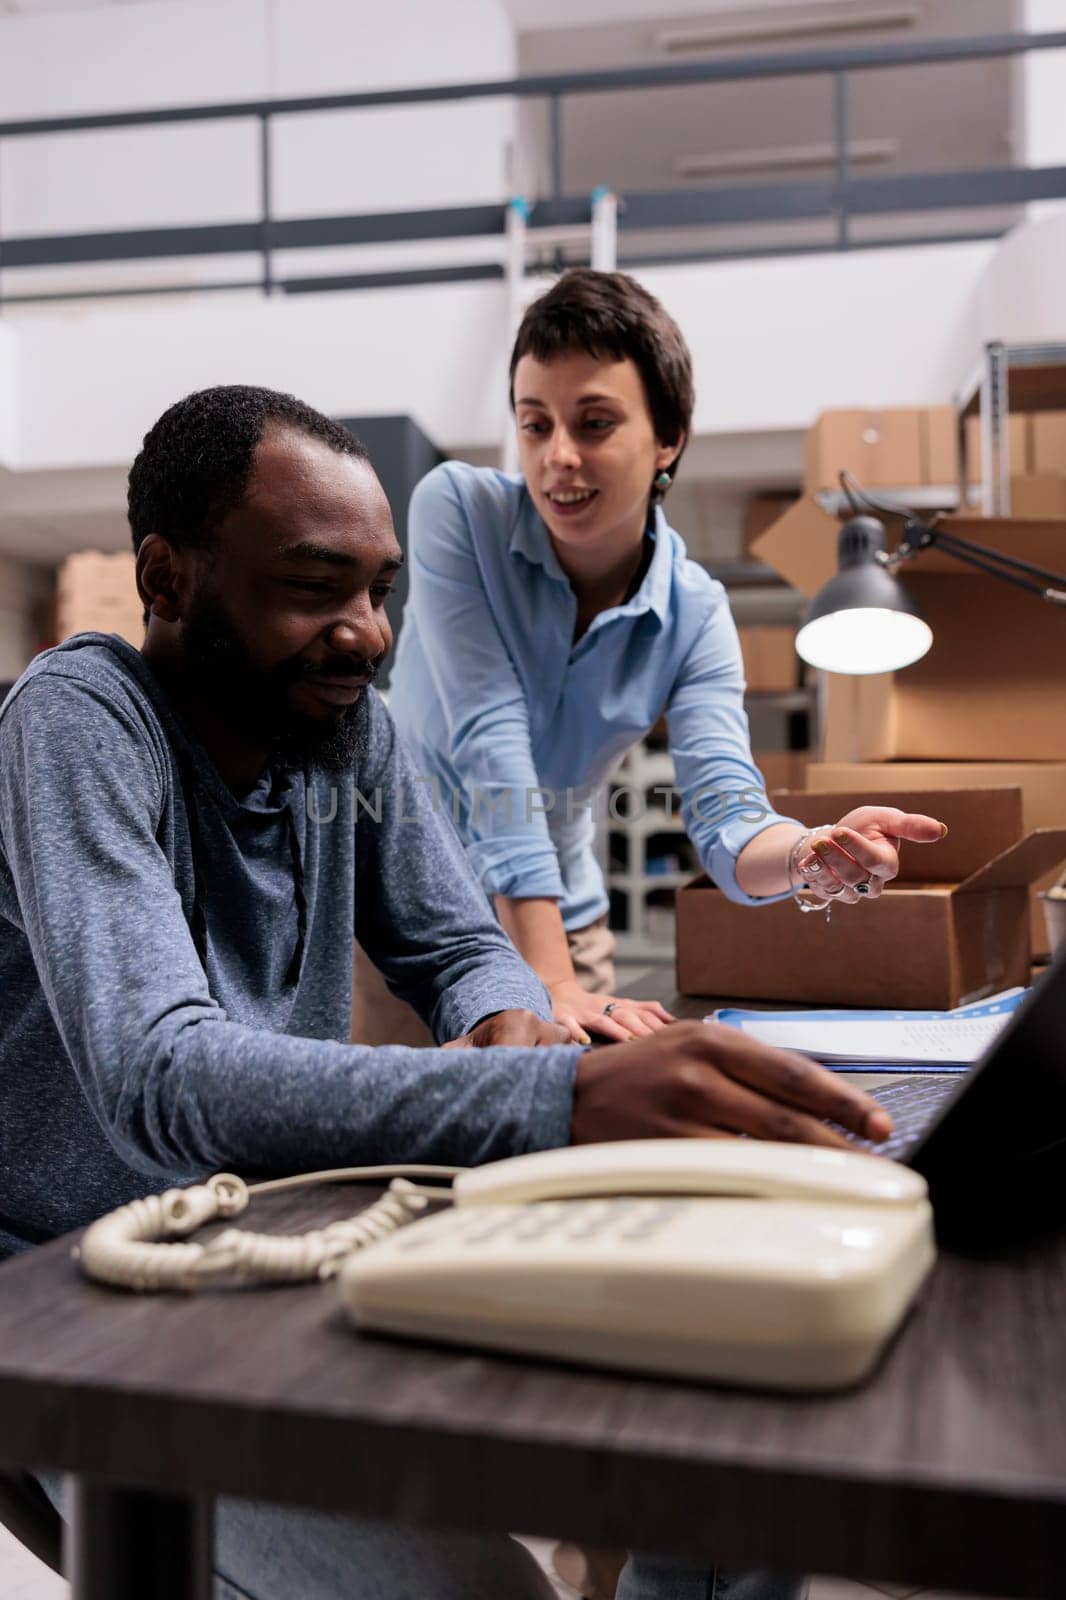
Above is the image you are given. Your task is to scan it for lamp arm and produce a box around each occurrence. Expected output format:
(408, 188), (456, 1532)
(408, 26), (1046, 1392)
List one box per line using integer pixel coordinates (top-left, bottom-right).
(837, 473), (1066, 600)
(894, 521), (1066, 604)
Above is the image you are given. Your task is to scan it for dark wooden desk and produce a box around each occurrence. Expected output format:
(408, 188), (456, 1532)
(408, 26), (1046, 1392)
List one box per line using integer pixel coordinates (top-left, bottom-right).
(1, 1003), (1065, 1598)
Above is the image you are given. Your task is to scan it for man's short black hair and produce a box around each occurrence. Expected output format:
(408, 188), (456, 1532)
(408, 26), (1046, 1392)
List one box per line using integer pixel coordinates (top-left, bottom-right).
(128, 384), (368, 556)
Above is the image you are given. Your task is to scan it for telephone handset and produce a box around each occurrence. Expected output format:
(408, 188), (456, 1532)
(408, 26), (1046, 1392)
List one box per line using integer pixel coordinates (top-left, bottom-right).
(451, 1137), (922, 1207)
(79, 1141), (934, 1391)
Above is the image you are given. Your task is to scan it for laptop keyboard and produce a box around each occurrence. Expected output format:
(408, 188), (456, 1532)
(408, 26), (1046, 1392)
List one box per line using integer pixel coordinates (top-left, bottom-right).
(847, 1075), (961, 1160)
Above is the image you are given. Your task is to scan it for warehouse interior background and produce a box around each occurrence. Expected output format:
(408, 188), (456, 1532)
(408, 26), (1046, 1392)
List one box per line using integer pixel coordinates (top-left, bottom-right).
(2, 7), (1066, 1593)
(1, 0), (1065, 970)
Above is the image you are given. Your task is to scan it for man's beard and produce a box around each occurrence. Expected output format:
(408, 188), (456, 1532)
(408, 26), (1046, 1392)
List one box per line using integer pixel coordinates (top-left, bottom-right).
(181, 586), (373, 775)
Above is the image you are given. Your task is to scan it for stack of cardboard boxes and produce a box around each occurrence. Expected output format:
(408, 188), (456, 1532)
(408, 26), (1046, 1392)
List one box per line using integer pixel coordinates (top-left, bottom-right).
(736, 624), (800, 694)
(804, 406), (958, 496)
(56, 552), (142, 649)
(677, 406), (1066, 1006)
(803, 402), (1066, 515)
(964, 410), (1066, 518)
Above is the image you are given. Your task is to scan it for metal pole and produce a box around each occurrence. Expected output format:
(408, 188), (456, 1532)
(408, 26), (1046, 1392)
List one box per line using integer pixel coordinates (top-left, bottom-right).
(549, 94), (562, 207)
(833, 71), (849, 250)
(259, 113), (273, 296)
(502, 197), (529, 474)
(590, 186), (618, 271)
(957, 405), (969, 509)
(981, 340), (1011, 517)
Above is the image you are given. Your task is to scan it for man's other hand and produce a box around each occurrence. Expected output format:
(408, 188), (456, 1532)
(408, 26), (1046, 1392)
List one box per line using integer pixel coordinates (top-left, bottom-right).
(444, 1009), (573, 1049)
(571, 1021), (893, 1150)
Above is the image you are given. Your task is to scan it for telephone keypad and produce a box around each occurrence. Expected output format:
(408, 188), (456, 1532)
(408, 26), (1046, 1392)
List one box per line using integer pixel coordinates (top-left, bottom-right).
(512, 1206), (577, 1241)
(461, 1208), (565, 1244)
(396, 1199), (694, 1252)
(616, 1200), (687, 1239)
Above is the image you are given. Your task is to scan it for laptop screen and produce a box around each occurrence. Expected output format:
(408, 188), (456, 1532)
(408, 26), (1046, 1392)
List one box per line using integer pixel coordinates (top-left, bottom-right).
(905, 942), (1066, 1251)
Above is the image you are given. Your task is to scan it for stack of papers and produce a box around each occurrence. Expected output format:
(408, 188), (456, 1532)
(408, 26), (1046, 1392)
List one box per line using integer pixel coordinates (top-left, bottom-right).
(705, 989), (1026, 1070)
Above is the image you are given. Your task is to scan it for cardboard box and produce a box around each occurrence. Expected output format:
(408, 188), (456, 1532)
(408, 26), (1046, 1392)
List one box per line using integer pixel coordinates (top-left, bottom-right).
(56, 552), (142, 648)
(1008, 474), (1066, 519)
(805, 408), (923, 494)
(804, 407), (957, 494)
(963, 413), (1032, 487)
(808, 761), (1066, 959)
(924, 406), (959, 486)
(737, 625), (799, 693)
(675, 787), (1066, 1007)
(751, 496), (1066, 761)
(742, 493), (797, 558)
(753, 750), (810, 793)
(1030, 412), (1066, 476)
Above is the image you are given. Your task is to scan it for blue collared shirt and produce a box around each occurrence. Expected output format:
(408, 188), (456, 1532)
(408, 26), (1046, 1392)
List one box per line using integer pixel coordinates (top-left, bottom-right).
(388, 462), (798, 930)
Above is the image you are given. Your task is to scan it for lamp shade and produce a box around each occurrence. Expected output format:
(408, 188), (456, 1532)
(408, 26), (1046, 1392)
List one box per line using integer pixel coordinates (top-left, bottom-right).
(795, 515), (932, 675)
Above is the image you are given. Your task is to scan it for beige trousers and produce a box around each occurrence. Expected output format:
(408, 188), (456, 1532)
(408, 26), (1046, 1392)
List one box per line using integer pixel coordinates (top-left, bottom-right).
(350, 914), (616, 1046)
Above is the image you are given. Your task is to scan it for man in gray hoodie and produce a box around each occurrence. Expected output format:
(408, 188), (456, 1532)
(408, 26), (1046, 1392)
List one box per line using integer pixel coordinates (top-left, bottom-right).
(0, 384), (889, 1600)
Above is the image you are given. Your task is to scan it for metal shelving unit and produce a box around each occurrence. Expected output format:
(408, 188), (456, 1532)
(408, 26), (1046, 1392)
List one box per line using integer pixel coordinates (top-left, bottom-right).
(816, 486), (962, 517)
(955, 341), (1066, 517)
(607, 741), (691, 964)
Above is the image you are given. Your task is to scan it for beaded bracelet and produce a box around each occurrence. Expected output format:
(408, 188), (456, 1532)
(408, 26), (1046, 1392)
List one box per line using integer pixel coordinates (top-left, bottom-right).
(786, 825), (838, 922)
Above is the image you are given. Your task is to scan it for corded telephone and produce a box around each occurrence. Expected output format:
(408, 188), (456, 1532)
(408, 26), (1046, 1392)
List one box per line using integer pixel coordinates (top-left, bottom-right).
(79, 1140), (934, 1391)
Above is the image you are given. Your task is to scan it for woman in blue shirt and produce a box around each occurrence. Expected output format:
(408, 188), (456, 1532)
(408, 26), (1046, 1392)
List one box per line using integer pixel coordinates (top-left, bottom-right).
(386, 270), (944, 1046)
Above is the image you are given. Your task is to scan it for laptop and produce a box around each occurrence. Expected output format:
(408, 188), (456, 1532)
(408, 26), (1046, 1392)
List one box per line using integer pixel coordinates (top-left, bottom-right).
(849, 940), (1066, 1252)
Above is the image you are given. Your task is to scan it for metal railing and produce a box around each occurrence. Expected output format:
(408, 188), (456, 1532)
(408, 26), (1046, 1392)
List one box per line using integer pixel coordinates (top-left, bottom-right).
(0, 27), (1064, 307)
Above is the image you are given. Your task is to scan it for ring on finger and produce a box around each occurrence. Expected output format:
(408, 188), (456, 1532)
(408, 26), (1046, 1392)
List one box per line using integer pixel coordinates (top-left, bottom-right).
(603, 1002), (618, 1017)
(855, 876), (874, 895)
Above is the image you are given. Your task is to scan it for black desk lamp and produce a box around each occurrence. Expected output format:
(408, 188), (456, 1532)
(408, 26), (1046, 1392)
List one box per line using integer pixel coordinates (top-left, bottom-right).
(795, 473), (1066, 675)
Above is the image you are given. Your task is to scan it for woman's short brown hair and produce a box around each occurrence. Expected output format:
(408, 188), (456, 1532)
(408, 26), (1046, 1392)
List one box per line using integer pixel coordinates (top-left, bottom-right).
(509, 269), (695, 495)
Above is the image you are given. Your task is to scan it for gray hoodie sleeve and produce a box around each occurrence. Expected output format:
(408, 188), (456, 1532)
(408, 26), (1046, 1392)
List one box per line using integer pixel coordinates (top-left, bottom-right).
(0, 675), (579, 1181)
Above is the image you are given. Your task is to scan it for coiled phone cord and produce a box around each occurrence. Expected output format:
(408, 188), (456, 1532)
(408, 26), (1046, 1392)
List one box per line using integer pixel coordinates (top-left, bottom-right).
(76, 1165), (464, 1292)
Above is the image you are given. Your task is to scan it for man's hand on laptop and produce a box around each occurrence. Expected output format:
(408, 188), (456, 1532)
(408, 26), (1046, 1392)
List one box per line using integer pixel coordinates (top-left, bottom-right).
(571, 1021), (893, 1150)
(444, 1009), (572, 1049)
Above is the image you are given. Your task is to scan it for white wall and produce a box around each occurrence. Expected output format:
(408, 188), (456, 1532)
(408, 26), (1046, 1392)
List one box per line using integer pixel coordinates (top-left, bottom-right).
(0, 0), (1051, 558)
(0, 324), (17, 464)
(1020, 0), (1066, 219)
(9, 279), (513, 470)
(973, 209), (1066, 344)
(648, 241), (994, 436)
(1022, 0), (1066, 166)
(0, 0), (267, 241)
(2, 233), (997, 476)
(993, 3), (1066, 341)
(271, 0), (514, 219)
(0, 0), (515, 291)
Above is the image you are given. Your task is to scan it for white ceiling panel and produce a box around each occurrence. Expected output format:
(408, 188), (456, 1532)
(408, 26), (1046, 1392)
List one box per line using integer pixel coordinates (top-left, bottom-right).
(0, 0), (153, 13)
